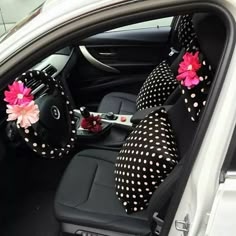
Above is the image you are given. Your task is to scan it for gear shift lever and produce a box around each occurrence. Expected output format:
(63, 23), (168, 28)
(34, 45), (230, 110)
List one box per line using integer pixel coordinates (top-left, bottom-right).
(79, 106), (90, 118)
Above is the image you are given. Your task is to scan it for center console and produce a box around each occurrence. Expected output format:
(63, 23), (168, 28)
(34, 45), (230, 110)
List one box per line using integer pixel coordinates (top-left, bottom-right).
(73, 105), (165, 149)
(73, 108), (134, 149)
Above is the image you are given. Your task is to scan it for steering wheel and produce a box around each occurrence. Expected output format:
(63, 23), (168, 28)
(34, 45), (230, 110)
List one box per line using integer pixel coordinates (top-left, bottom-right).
(15, 70), (77, 159)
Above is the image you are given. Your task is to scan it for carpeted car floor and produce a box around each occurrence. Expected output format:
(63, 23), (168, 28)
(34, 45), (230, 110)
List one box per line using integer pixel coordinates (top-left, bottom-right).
(2, 191), (59, 236)
(0, 146), (75, 236)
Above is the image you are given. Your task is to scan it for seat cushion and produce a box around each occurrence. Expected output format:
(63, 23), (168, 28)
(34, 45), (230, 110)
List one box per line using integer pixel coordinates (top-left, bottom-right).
(98, 92), (137, 115)
(114, 108), (179, 214)
(55, 149), (150, 235)
(136, 61), (178, 111)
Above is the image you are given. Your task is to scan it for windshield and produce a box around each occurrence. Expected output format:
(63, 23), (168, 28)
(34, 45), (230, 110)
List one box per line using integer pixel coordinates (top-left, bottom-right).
(0, 4), (43, 43)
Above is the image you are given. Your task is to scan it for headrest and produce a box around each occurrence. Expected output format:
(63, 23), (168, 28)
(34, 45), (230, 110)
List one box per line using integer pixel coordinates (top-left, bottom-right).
(193, 13), (226, 71)
(175, 13), (226, 122)
(177, 14), (196, 49)
(177, 42), (213, 122)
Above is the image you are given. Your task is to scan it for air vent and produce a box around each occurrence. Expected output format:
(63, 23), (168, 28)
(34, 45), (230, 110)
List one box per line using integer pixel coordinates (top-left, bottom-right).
(43, 64), (57, 76)
(25, 77), (48, 98)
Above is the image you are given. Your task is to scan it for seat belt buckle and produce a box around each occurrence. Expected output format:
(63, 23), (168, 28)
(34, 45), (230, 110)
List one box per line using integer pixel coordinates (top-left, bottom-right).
(153, 212), (164, 236)
(169, 47), (180, 57)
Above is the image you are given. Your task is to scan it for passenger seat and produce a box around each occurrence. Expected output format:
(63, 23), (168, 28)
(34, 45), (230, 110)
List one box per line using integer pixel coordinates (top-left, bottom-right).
(98, 15), (196, 115)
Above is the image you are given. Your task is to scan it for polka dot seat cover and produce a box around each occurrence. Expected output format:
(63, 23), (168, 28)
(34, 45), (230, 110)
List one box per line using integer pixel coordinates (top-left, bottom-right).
(177, 14), (197, 49)
(16, 70), (77, 159)
(114, 108), (178, 213)
(136, 15), (196, 111)
(180, 39), (213, 122)
(114, 15), (213, 214)
(136, 61), (178, 110)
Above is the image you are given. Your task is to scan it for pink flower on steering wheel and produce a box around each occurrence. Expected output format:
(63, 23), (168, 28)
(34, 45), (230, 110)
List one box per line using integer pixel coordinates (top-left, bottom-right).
(4, 81), (33, 105)
(176, 51), (201, 88)
(6, 101), (40, 129)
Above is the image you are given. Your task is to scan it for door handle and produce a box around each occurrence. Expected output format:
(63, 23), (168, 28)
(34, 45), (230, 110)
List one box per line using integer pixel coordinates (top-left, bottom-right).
(99, 52), (116, 56)
(79, 46), (120, 73)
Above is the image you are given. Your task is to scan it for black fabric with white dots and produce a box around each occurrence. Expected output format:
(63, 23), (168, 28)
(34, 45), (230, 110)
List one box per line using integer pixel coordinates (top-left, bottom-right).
(16, 70), (77, 159)
(114, 108), (179, 214)
(136, 61), (178, 111)
(180, 39), (213, 122)
(177, 14), (197, 49)
(136, 15), (196, 111)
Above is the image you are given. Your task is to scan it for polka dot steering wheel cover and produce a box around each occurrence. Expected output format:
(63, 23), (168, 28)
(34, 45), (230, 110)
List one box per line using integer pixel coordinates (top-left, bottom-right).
(16, 70), (77, 159)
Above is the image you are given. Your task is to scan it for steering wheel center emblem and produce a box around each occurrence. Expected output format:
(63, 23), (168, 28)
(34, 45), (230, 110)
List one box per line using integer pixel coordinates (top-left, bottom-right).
(51, 105), (60, 120)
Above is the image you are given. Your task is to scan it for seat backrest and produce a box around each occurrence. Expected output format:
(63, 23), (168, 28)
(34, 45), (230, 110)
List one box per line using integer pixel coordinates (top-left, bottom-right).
(114, 12), (226, 218)
(147, 13), (226, 222)
(136, 15), (197, 111)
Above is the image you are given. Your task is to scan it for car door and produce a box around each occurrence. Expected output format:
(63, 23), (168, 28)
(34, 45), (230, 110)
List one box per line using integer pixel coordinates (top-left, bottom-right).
(67, 17), (174, 110)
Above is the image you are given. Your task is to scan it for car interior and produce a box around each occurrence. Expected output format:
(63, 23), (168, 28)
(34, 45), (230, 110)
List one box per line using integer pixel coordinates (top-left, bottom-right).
(0, 6), (229, 236)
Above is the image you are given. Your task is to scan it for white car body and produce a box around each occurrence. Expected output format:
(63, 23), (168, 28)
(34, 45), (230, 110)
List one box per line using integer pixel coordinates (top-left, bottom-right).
(0, 0), (236, 235)
(0, 0), (125, 64)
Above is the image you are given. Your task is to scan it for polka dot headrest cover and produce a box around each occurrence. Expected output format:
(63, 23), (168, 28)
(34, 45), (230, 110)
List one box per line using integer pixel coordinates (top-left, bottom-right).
(177, 14), (196, 50)
(176, 38), (214, 122)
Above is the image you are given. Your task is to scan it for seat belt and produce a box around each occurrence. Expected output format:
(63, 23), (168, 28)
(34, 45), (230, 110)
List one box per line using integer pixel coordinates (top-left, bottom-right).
(167, 15), (182, 64)
(149, 160), (184, 236)
(169, 47), (180, 57)
(152, 212), (164, 235)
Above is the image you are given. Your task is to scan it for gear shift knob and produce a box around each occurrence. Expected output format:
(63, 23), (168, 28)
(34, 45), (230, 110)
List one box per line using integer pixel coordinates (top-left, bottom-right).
(79, 106), (90, 118)
(106, 112), (115, 120)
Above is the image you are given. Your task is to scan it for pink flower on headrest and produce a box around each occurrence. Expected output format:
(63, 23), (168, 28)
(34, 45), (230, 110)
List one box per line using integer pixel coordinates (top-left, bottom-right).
(4, 81), (33, 105)
(6, 101), (40, 129)
(176, 51), (201, 88)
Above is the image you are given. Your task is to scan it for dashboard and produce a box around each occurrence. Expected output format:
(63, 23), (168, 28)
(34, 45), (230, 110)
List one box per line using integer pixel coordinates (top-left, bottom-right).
(0, 46), (76, 124)
(32, 47), (74, 78)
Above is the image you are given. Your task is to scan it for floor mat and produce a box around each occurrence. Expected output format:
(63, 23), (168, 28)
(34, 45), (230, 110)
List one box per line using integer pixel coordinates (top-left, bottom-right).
(2, 191), (60, 236)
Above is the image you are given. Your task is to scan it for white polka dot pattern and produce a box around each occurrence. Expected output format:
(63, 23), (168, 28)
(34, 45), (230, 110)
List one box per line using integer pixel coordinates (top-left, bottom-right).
(135, 15), (195, 111)
(179, 40), (213, 121)
(177, 14), (196, 49)
(15, 70), (77, 159)
(114, 108), (179, 213)
(136, 61), (178, 111)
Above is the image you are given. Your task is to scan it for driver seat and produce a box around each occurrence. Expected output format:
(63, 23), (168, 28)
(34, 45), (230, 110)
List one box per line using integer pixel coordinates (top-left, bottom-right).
(54, 14), (226, 235)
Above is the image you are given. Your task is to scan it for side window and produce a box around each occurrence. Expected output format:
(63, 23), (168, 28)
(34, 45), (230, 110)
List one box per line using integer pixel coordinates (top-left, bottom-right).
(108, 17), (173, 32)
(0, 0), (44, 37)
(0, 23), (14, 38)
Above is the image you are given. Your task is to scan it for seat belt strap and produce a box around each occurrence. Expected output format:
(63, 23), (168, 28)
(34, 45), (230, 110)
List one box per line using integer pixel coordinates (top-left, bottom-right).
(152, 212), (164, 236)
(169, 47), (180, 57)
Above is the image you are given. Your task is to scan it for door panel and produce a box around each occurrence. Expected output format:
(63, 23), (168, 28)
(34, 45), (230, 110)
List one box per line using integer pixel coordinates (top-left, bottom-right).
(80, 27), (171, 73)
(68, 26), (172, 110)
(80, 27), (170, 45)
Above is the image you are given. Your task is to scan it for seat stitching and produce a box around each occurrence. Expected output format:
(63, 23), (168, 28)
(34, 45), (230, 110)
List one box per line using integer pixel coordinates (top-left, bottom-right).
(111, 95), (137, 103)
(93, 182), (114, 189)
(56, 201), (148, 220)
(117, 100), (122, 114)
(73, 164), (98, 207)
(120, 109), (135, 114)
(77, 154), (116, 164)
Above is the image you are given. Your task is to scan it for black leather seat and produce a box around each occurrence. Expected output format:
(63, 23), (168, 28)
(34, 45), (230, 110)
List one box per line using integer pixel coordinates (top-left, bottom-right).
(55, 149), (150, 235)
(55, 97), (198, 235)
(98, 92), (137, 115)
(55, 14), (226, 236)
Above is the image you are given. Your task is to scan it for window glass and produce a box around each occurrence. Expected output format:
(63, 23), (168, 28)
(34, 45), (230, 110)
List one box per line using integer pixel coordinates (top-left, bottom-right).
(109, 17), (173, 32)
(2, 7), (42, 41)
